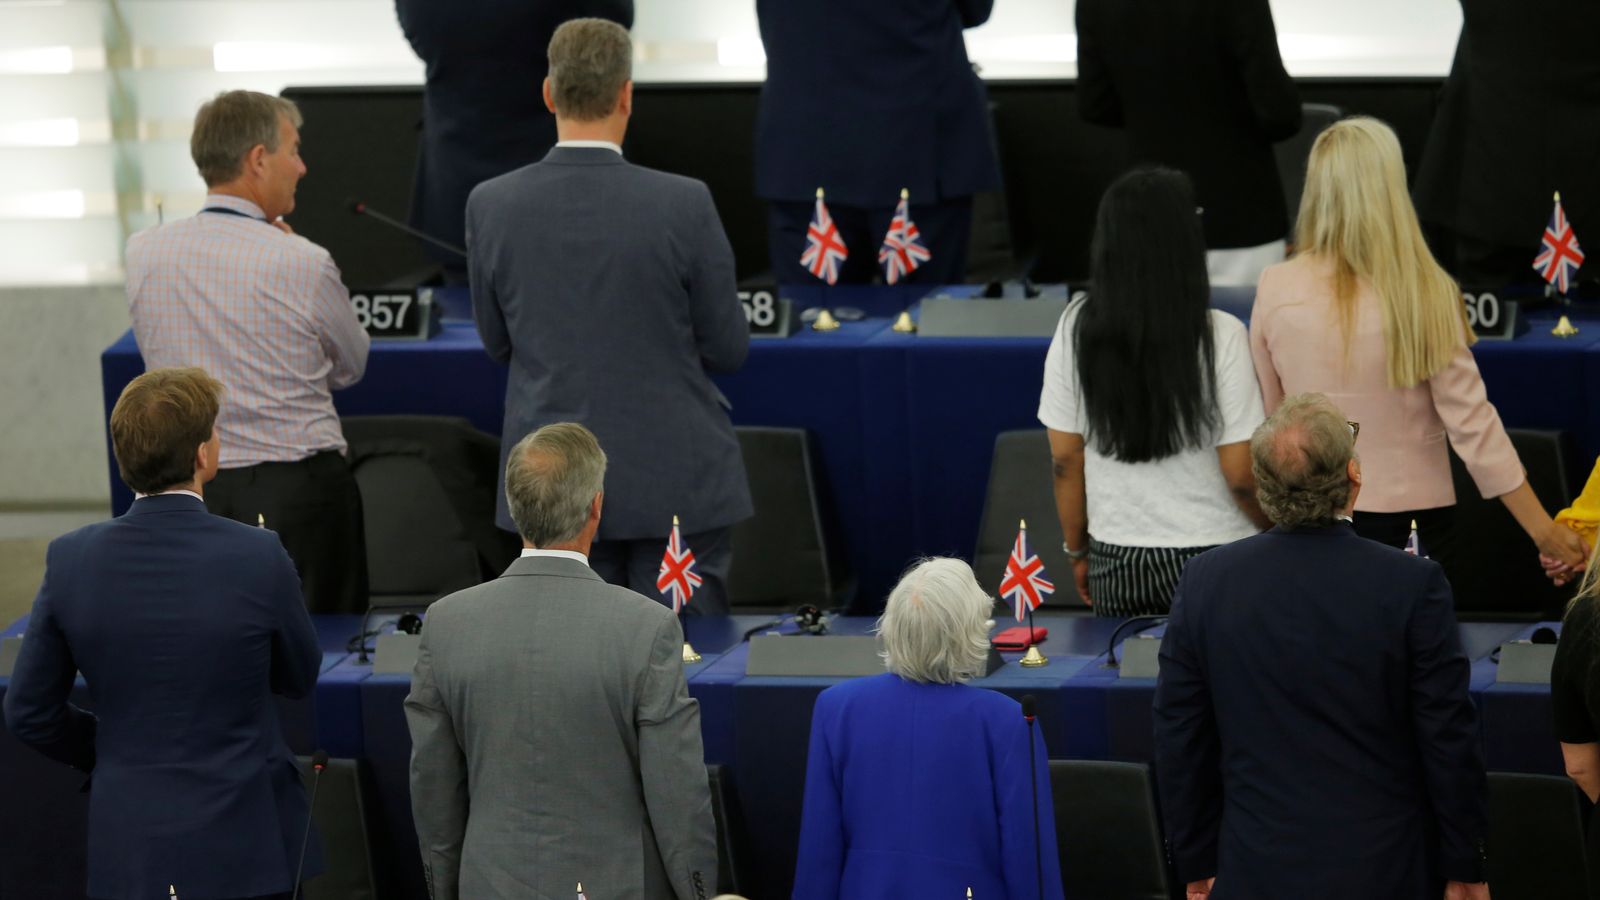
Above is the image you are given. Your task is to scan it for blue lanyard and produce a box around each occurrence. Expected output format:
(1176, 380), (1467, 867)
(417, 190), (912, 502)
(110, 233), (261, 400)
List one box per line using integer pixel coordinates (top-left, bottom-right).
(200, 206), (266, 222)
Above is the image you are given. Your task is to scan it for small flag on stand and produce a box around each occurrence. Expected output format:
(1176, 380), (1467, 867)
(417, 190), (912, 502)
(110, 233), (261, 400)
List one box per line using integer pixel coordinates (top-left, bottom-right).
(1000, 521), (1055, 623)
(800, 188), (848, 285)
(576, 883), (587, 900)
(878, 189), (932, 285)
(1403, 519), (1425, 558)
(1534, 192), (1584, 295)
(657, 516), (704, 663)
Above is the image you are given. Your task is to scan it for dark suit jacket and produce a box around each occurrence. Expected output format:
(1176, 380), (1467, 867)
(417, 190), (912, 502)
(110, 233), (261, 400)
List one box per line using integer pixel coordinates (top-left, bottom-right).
(1153, 523), (1488, 899)
(793, 673), (1064, 899)
(754, 0), (1001, 207)
(1413, 0), (1600, 250)
(1075, 0), (1301, 249)
(396, 0), (634, 261)
(468, 146), (753, 539)
(2, 494), (322, 900)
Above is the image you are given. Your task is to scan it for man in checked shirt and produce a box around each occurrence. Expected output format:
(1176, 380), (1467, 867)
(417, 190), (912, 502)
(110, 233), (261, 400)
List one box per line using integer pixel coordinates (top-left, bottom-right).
(125, 90), (371, 614)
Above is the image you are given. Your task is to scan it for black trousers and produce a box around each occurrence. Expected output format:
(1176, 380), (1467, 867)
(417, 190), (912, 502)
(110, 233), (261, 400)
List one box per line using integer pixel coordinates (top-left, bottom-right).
(766, 197), (973, 285)
(207, 451), (369, 615)
(1353, 506), (1462, 585)
(590, 526), (734, 616)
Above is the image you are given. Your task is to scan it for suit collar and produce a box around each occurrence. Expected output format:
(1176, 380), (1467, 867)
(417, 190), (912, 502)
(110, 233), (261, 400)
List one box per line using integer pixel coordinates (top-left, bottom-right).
(542, 145), (628, 167)
(501, 554), (606, 583)
(123, 493), (208, 516)
(1271, 521), (1357, 537)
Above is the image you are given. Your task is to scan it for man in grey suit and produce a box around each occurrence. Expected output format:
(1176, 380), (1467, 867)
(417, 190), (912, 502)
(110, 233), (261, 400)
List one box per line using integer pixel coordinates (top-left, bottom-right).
(405, 422), (716, 900)
(468, 17), (752, 614)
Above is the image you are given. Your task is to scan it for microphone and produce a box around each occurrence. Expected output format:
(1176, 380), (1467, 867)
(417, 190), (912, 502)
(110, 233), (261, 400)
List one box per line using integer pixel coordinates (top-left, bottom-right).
(291, 750), (329, 900)
(347, 198), (467, 258)
(1021, 695), (1043, 900)
(1103, 615), (1168, 668)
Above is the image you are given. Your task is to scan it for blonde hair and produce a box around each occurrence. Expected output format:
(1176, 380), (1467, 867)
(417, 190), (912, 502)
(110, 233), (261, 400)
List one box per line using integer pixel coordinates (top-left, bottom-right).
(1295, 117), (1472, 388)
(877, 558), (994, 684)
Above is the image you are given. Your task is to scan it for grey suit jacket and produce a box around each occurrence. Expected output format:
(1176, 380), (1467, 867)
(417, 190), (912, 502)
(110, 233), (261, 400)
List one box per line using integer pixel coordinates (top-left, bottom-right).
(404, 555), (716, 900)
(467, 146), (754, 540)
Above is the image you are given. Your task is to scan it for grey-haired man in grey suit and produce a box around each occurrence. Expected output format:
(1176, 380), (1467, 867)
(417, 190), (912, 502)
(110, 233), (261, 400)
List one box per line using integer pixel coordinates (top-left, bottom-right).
(404, 422), (716, 900)
(468, 17), (752, 614)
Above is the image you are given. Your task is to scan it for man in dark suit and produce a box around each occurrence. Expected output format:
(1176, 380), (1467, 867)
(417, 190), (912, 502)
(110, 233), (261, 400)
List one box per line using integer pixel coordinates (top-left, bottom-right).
(1413, 0), (1600, 289)
(755, 0), (1001, 285)
(3, 367), (322, 900)
(1076, 0), (1301, 286)
(468, 18), (752, 614)
(1154, 393), (1489, 900)
(406, 423), (715, 900)
(395, 0), (634, 281)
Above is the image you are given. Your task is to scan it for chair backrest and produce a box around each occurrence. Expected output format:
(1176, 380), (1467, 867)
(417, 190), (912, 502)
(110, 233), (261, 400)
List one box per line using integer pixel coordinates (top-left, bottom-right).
(707, 764), (753, 896)
(728, 427), (846, 610)
(342, 415), (518, 608)
(297, 756), (377, 900)
(1274, 102), (1344, 240)
(1049, 760), (1170, 900)
(975, 429), (1080, 606)
(1486, 772), (1589, 900)
(1448, 429), (1576, 619)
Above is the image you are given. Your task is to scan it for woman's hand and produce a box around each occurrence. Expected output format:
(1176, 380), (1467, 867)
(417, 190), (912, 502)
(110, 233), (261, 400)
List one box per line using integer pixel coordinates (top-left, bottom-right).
(1537, 521), (1590, 570)
(1073, 557), (1091, 607)
(1541, 553), (1582, 587)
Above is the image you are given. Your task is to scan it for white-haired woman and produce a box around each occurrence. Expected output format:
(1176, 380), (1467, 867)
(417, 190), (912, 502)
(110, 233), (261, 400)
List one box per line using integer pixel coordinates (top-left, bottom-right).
(792, 558), (1065, 900)
(1250, 116), (1587, 586)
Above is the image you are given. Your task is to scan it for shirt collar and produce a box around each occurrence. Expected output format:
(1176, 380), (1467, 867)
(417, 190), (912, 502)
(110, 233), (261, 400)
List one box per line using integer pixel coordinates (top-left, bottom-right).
(555, 139), (623, 156)
(134, 489), (204, 502)
(201, 193), (269, 220)
(520, 548), (590, 567)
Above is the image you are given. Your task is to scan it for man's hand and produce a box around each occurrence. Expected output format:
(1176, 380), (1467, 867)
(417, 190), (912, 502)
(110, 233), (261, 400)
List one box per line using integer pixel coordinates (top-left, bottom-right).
(1444, 880), (1490, 900)
(1072, 557), (1091, 607)
(272, 217), (295, 235)
(1185, 877), (1215, 900)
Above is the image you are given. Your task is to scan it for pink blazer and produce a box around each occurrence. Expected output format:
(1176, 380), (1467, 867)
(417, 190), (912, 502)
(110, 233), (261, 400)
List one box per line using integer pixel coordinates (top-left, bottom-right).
(1249, 255), (1524, 513)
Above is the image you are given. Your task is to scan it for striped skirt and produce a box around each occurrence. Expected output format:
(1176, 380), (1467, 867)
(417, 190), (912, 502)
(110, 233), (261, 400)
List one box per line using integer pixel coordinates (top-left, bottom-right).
(1087, 539), (1217, 618)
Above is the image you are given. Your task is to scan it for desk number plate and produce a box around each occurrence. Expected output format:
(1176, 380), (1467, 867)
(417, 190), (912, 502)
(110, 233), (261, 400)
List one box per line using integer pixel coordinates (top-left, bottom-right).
(740, 288), (793, 338)
(1462, 290), (1522, 341)
(350, 288), (434, 340)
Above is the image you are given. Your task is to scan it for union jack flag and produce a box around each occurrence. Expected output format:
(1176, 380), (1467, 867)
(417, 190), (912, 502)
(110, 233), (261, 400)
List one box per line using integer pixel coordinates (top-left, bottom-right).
(656, 517), (702, 613)
(1534, 193), (1584, 294)
(999, 522), (1054, 622)
(800, 190), (848, 285)
(1403, 520), (1425, 558)
(878, 192), (931, 285)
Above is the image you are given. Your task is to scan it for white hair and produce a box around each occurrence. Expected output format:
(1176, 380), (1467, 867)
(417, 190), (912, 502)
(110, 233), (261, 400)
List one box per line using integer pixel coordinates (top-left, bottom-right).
(877, 557), (995, 684)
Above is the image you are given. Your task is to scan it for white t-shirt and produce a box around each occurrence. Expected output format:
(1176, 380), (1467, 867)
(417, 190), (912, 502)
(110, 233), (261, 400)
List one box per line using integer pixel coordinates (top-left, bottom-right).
(1038, 303), (1264, 548)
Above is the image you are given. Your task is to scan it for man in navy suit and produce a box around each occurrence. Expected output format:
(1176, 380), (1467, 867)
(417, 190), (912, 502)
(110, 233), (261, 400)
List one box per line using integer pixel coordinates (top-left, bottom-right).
(396, 0), (634, 282)
(3, 367), (322, 900)
(468, 19), (751, 613)
(1154, 393), (1490, 900)
(755, 0), (1001, 285)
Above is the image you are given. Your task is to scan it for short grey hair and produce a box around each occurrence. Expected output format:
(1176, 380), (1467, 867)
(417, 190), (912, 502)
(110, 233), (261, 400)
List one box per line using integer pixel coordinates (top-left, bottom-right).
(191, 90), (302, 187)
(1251, 393), (1355, 528)
(505, 423), (607, 547)
(877, 558), (995, 684)
(547, 18), (632, 121)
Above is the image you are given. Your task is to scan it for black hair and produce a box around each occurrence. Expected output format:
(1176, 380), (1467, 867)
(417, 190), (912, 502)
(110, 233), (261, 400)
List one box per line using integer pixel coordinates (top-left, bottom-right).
(1073, 167), (1217, 463)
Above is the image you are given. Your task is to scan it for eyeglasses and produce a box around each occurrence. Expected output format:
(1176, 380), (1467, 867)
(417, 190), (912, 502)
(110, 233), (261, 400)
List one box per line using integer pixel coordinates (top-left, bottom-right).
(1348, 421), (1360, 442)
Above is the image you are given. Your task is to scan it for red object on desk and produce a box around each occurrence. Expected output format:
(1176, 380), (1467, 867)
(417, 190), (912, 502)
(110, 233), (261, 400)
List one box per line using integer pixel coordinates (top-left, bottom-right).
(991, 626), (1048, 651)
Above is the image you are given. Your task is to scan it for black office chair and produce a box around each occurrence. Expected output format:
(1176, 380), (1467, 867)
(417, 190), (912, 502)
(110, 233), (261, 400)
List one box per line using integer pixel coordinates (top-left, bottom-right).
(342, 416), (518, 610)
(974, 429), (1082, 608)
(728, 427), (851, 612)
(707, 764), (753, 895)
(1448, 429), (1577, 619)
(1049, 760), (1171, 900)
(1486, 772), (1589, 900)
(1274, 102), (1344, 242)
(296, 756), (378, 900)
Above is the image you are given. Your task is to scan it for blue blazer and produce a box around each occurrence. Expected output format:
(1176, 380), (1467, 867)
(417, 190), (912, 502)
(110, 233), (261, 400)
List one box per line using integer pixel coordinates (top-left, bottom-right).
(794, 673), (1065, 900)
(2, 494), (323, 900)
(397, 0), (635, 262)
(754, 0), (1002, 207)
(468, 146), (753, 539)
(1153, 524), (1488, 899)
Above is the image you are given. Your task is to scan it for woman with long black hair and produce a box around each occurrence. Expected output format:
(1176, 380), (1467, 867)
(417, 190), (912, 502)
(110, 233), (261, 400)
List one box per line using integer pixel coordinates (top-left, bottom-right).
(1039, 167), (1270, 616)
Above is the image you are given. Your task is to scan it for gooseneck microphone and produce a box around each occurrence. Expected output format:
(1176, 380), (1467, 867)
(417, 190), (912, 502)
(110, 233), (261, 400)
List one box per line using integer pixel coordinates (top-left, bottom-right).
(291, 749), (329, 900)
(1021, 694), (1043, 900)
(347, 198), (468, 258)
(1103, 615), (1168, 668)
